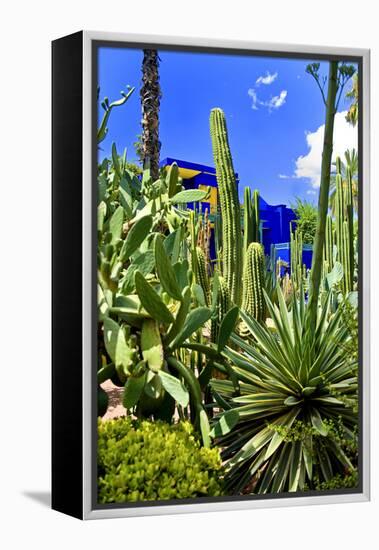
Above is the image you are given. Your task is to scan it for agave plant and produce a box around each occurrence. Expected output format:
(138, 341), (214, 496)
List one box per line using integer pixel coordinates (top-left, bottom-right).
(210, 287), (358, 494)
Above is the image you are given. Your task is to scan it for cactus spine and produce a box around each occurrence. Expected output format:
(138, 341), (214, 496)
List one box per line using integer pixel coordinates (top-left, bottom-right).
(210, 108), (242, 306)
(241, 243), (265, 323)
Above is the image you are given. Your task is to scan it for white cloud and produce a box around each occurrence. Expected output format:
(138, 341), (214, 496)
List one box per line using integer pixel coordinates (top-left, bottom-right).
(248, 88), (287, 112)
(278, 174), (291, 179)
(294, 111), (357, 188)
(306, 189), (317, 195)
(268, 90), (287, 110)
(247, 88), (259, 110)
(256, 71), (278, 86)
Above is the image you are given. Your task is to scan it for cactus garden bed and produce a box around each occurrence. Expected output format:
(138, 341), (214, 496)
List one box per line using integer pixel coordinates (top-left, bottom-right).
(96, 50), (359, 504)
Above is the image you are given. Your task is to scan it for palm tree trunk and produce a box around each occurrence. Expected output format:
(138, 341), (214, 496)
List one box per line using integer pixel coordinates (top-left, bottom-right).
(307, 61), (338, 333)
(141, 50), (161, 181)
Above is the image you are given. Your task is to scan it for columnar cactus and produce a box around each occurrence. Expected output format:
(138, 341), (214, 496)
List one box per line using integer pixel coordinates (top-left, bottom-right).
(290, 228), (303, 290)
(197, 209), (212, 274)
(243, 187), (260, 254)
(345, 166), (355, 289)
(241, 242), (265, 323)
(211, 276), (230, 343)
(210, 108), (242, 306)
(324, 214), (334, 272)
(243, 187), (254, 254)
(252, 189), (260, 243)
(334, 158), (354, 294)
(195, 246), (210, 305)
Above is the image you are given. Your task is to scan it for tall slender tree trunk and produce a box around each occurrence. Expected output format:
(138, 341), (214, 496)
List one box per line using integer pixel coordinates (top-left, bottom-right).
(141, 50), (161, 181)
(307, 61), (338, 333)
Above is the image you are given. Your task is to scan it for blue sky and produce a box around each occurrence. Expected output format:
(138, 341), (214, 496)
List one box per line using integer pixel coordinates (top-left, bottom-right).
(98, 47), (357, 207)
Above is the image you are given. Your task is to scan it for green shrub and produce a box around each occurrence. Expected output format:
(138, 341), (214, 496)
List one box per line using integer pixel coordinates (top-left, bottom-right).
(98, 417), (224, 503)
(314, 470), (358, 491)
(290, 197), (318, 244)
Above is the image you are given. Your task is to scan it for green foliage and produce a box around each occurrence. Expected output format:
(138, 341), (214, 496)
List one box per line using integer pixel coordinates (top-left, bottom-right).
(96, 91), (360, 501)
(345, 74), (358, 127)
(339, 296), (359, 368)
(314, 470), (358, 491)
(291, 198), (318, 244)
(97, 153), (213, 439)
(98, 418), (224, 503)
(306, 61), (355, 335)
(210, 287), (358, 494)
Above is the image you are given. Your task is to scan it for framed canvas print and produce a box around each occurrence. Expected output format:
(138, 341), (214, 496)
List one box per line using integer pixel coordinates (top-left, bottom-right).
(52, 31), (370, 519)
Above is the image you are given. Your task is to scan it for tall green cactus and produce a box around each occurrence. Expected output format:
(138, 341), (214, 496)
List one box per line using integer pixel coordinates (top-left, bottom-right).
(290, 227), (303, 290)
(252, 189), (260, 243)
(241, 242), (265, 323)
(243, 187), (254, 254)
(243, 187), (260, 254)
(211, 276), (230, 343)
(334, 157), (354, 294)
(307, 61), (339, 334)
(210, 108), (242, 306)
(324, 214), (334, 272)
(195, 246), (210, 305)
(345, 165), (354, 289)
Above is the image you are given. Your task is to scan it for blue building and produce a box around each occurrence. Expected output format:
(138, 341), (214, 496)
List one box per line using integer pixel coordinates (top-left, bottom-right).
(259, 195), (295, 256)
(160, 157), (312, 269)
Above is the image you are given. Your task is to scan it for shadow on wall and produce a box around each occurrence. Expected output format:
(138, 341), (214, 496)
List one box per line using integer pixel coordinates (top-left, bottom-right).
(22, 491), (51, 508)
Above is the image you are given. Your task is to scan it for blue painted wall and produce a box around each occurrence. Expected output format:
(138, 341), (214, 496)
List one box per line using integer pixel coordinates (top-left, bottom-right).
(160, 158), (313, 269)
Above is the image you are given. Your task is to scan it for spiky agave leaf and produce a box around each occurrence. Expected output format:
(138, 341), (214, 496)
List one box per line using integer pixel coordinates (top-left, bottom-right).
(210, 286), (358, 494)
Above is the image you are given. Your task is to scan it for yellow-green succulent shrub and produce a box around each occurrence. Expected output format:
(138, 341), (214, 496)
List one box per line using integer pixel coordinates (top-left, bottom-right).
(98, 418), (224, 503)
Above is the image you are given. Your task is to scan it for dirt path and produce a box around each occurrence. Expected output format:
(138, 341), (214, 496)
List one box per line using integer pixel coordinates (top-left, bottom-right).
(101, 380), (126, 420)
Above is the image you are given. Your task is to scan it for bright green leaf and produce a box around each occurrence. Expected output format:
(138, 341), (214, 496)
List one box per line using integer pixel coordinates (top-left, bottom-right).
(217, 306), (239, 353)
(154, 236), (182, 301)
(210, 410), (240, 438)
(170, 189), (208, 203)
(108, 205), (124, 244)
(119, 215), (153, 262)
(135, 271), (174, 324)
(170, 307), (212, 349)
(159, 371), (189, 407)
(123, 373), (146, 409)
